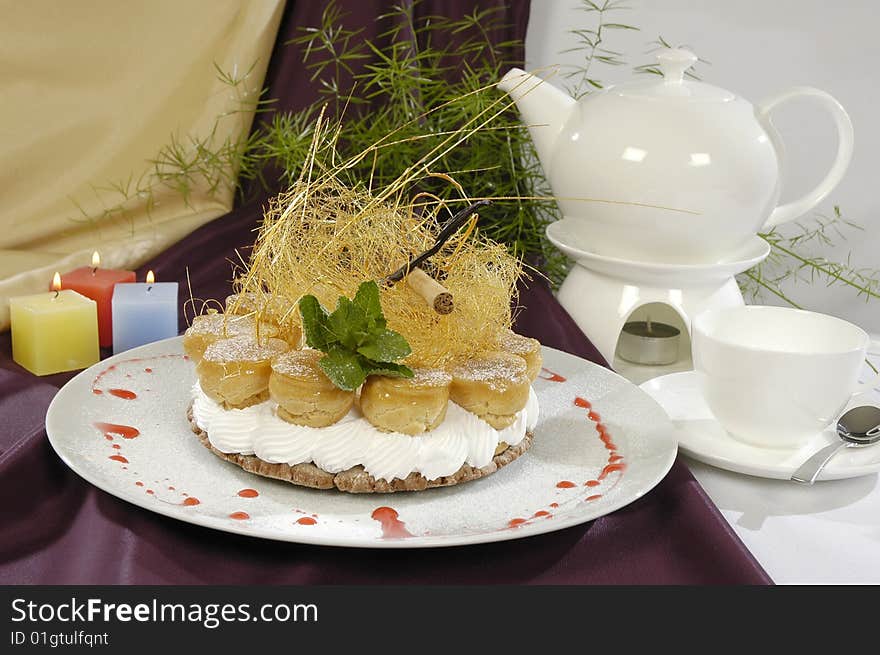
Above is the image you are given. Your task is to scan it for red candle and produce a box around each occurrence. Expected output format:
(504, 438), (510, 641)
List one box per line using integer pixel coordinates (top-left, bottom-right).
(58, 252), (135, 348)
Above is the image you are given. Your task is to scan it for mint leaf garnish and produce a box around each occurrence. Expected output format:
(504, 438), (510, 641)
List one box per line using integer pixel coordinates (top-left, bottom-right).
(364, 361), (414, 379)
(299, 294), (333, 351)
(328, 296), (368, 350)
(318, 347), (369, 391)
(298, 280), (413, 391)
(353, 276), (386, 331)
(357, 329), (411, 362)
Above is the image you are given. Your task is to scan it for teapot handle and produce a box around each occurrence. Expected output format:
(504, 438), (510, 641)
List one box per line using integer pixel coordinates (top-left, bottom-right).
(756, 86), (854, 231)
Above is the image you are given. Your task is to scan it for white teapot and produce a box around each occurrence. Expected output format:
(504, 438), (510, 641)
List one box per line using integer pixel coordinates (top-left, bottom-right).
(498, 49), (853, 264)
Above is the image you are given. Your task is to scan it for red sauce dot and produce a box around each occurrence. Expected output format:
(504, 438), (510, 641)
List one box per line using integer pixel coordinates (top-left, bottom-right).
(135, 481), (144, 487)
(609, 454), (624, 463)
(145, 368), (153, 373)
(556, 480), (576, 488)
(371, 507), (413, 538)
(532, 510), (551, 518)
(168, 486), (175, 491)
(92, 389), (103, 395)
(296, 517), (317, 525)
(229, 511), (250, 520)
(574, 396), (591, 409)
(146, 489), (154, 495)
(598, 463), (627, 480)
(588, 411), (601, 422)
(109, 455), (128, 463)
(540, 368), (567, 382)
(112, 444), (121, 450)
(94, 422), (140, 439)
(585, 480), (600, 487)
(237, 488), (259, 498)
(109, 388), (137, 400)
(182, 497), (200, 506)
(549, 502), (559, 508)
(508, 518), (527, 528)
(586, 494), (603, 502)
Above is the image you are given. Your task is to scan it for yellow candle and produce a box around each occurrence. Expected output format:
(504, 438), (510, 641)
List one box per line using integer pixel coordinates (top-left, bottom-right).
(10, 273), (100, 376)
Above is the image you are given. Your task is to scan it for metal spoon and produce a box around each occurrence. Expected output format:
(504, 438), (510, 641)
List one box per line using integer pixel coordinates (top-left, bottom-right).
(791, 406), (880, 484)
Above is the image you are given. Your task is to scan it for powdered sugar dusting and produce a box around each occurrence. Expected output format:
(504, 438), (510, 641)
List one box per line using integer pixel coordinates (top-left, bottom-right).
(496, 329), (540, 356)
(452, 352), (527, 383)
(272, 349), (324, 379)
(203, 336), (289, 363)
(187, 313), (279, 339)
(406, 368), (452, 387)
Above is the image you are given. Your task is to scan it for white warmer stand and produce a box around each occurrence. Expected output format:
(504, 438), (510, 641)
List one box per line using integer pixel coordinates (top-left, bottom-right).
(547, 220), (771, 381)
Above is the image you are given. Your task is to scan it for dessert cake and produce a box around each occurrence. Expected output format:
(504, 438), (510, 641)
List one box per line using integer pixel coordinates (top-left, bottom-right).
(185, 123), (541, 494)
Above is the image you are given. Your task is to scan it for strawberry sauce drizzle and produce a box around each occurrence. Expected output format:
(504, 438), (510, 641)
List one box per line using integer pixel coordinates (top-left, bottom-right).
(90, 355), (209, 513)
(296, 517), (317, 526)
(237, 488), (259, 498)
(538, 367), (567, 383)
(91, 353), (182, 394)
(509, 393), (628, 528)
(371, 507), (413, 538)
(94, 422), (140, 440)
(575, 396), (626, 488)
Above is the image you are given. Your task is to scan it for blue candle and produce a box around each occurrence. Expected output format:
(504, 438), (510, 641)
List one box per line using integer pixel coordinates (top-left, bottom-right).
(111, 271), (179, 353)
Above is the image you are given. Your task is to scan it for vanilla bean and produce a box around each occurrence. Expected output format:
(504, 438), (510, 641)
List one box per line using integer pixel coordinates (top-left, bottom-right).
(383, 199), (490, 284)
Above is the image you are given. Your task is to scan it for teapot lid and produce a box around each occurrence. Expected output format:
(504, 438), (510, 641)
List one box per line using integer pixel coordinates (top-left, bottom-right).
(611, 48), (736, 102)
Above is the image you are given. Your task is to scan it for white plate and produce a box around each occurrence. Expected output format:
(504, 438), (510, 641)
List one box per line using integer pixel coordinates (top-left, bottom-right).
(640, 371), (880, 481)
(546, 218), (770, 286)
(45, 337), (677, 548)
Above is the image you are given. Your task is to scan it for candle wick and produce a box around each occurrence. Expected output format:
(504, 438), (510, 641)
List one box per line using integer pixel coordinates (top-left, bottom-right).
(147, 286), (153, 292)
(646, 315), (653, 333)
(91, 267), (97, 275)
(53, 290), (60, 299)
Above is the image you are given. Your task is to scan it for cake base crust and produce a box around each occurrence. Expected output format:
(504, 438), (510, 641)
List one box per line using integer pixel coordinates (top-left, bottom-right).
(187, 404), (533, 493)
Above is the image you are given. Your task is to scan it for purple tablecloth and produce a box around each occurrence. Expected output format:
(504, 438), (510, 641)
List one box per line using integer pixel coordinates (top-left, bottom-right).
(0, 0), (771, 584)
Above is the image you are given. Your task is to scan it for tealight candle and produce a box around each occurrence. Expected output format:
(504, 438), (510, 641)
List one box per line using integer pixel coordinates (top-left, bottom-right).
(111, 270), (179, 353)
(10, 272), (100, 375)
(618, 317), (681, 366)
(60, 251), (136, 348)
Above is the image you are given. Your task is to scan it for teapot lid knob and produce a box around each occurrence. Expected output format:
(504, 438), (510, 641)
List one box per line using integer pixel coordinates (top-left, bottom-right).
(656, 48), (698, 84)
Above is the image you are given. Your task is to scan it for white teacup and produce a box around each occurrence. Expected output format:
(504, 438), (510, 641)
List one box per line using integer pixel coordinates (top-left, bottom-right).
(692, 305), (877, 449)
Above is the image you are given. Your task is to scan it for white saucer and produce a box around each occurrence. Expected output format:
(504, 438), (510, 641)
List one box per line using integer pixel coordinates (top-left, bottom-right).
(546, 218), (770, 286)
(639, 371), (880, 481)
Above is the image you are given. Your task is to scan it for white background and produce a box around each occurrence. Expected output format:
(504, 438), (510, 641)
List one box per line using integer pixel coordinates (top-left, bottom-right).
(525, 0), (879, 334)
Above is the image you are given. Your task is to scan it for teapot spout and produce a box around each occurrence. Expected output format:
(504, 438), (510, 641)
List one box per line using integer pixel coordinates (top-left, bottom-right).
(498, 68), (576, 178)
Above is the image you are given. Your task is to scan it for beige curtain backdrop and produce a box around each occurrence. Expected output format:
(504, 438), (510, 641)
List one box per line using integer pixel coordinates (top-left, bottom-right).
(0, 0), (285, 330)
